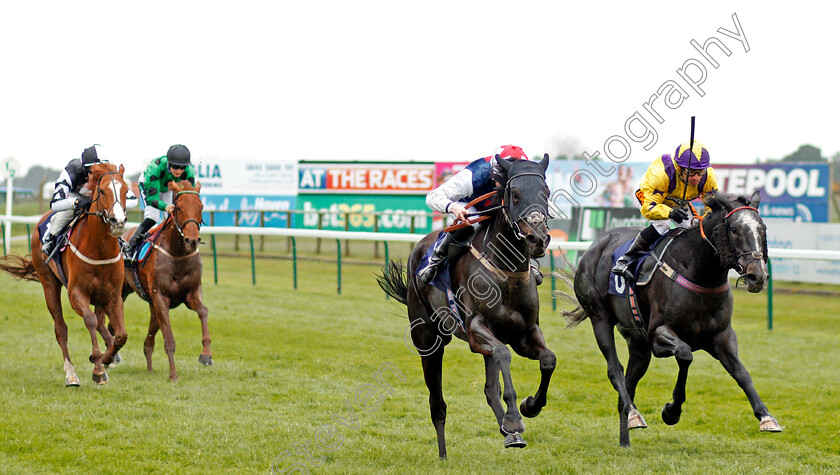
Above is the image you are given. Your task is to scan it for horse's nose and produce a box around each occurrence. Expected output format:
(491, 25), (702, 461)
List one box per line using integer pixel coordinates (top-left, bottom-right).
(743, 272), (767, 292)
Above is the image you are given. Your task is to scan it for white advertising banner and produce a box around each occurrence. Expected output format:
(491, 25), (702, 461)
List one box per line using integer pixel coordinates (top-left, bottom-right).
(196, 160), (298, 195)
(765, 220), (840, 284)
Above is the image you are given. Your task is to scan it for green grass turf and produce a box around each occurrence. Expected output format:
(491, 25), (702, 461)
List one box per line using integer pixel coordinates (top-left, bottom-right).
(0, 233), (838, 474)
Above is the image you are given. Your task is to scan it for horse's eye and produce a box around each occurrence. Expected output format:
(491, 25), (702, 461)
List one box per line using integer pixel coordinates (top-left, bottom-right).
(730, 228), (738, 235)
(512, 189), (521, 206)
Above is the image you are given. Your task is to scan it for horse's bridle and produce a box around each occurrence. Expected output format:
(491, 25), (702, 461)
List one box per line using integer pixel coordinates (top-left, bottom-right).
(171, 190), (202, 239)
(501, 171), (548, 241)
(700, 205), (765, 276)
(87, 171), (124, 223)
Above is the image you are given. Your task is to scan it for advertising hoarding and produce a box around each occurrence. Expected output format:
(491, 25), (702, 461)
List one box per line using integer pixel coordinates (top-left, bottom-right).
(298, 162), (435, 194)
(546, 160), (830, 222)
(296, 194), (431, 233)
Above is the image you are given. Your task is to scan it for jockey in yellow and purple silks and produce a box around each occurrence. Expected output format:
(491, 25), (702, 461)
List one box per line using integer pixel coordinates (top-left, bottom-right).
(611, 141), (719, 279)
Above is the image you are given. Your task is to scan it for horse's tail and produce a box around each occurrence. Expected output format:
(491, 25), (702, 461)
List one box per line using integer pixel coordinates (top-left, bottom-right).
(552, 252), (590, 328)
(376, 260), (409, 306)
(0, 254), (39, 282)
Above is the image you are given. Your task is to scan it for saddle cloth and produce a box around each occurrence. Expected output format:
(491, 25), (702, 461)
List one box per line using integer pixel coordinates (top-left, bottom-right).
(415, 231), (467, 333)
(607, 230), (682, 296)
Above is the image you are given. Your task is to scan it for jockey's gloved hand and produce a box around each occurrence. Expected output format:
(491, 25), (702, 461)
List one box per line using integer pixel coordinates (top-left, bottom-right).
(75, 195), (92, 211)
(669, 206), (688, 223)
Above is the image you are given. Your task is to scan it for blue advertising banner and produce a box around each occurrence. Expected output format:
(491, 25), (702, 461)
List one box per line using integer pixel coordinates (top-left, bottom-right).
(715, 163), (829, 222)
(201, 195), (296, 227)
(546, 160), (830, 223)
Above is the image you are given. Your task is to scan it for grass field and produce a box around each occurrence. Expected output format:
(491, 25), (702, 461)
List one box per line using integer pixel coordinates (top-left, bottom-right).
(1, 233), (839, 474)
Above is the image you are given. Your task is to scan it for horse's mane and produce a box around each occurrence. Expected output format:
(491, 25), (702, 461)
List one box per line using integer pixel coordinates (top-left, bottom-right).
(487, 158), (546, 208)
(81, 163), (119, 196)
(174, 180), (198, 192)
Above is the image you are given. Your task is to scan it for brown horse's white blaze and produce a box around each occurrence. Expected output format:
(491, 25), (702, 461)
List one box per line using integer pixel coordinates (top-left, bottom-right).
(103, 177), (127, 235)
(0, 162), (130, 386)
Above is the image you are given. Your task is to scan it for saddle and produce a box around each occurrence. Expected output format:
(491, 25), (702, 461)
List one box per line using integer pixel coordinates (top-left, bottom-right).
(414, 231), (475, 334)
(124, 222), (166, 268)
(39, 210), (86, 287)
(607, 229), (685, 330)
(123, 222), (167, 303)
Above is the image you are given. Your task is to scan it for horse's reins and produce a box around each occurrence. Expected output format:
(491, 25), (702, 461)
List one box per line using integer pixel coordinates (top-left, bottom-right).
(63, 170), (126, 265)
(171, 190), (202, 238)
(154, 189), (202, 260)
(697, 205), (763, 276)
(445, 169), (548, 279)
(442, 191), (499, 233)
(86, 171), (124, 222)
(502, 171), (547, 241)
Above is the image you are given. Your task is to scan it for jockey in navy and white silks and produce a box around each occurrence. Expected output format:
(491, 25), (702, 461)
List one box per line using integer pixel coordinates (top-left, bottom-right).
(42, 145), (136, 257)
(417, 144), (530, 285)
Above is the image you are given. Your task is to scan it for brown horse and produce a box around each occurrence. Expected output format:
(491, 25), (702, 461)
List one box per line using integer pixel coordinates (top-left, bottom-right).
(121, 181), (209, 382)
(0, 163), (130, 386)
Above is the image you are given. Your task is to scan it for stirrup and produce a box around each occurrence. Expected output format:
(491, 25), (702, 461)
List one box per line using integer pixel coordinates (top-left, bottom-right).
(611, 260), (634, 279)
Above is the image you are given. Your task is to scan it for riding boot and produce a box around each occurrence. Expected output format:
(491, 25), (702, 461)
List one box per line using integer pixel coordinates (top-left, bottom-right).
(124, 218), (155, 263)
(41, 230), (57, 257)
(611, 233), (652, 279)
(417, 232), (458, 285)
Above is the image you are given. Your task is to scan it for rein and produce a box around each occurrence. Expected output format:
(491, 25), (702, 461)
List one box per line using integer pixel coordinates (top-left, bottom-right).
(503, 172), (547, 240)
(87, 171), (124, 223)
(171, 190), (202, 239)
(66, 170), (123, 265)
(443, 191), (498, 232)
(697, 205), (763, 277)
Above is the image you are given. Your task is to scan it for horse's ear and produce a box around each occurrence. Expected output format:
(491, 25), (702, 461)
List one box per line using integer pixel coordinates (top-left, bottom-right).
(168, 181), (179, 192)
(748, 189), (761, 208)
(539, 153), (549, 174)
(195, 182), (201, 193)
(496, 154), (512, 177)
(703, 190), (726, 212)
(118, 164), (125, 175)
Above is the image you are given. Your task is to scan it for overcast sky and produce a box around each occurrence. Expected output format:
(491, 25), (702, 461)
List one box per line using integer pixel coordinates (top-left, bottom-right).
(1, 1), (837, 177)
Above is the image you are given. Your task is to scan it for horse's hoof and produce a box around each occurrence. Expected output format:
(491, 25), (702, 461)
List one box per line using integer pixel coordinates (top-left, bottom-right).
(628, 408), (648, 429)
(112, 352), (121, 364)
(661, 403), (680, 426)
(198, 354), (213, 366)
(89, 353), (96, 364)
(65, 376), (80, 387)
(504, 433), (526, 448)
(519, 396), (542, 418)
(759, 416), (782, 432)
(92, 371), (109, 385)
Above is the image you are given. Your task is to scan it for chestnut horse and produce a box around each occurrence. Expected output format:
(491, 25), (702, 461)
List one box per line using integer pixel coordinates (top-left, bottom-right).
(121, 181), (210, 382)
(0, 163), (129, 386)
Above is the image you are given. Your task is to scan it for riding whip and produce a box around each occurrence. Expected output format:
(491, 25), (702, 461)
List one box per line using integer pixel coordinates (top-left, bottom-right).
(680, 116), (696, 207)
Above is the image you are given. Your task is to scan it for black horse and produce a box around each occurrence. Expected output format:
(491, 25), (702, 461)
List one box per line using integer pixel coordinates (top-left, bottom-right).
(378, 155), (554, 458)
(558, 190), (782, 447)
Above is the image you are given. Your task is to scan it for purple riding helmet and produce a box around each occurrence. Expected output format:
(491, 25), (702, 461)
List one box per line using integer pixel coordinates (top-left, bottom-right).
(674, 141), (711, 169)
